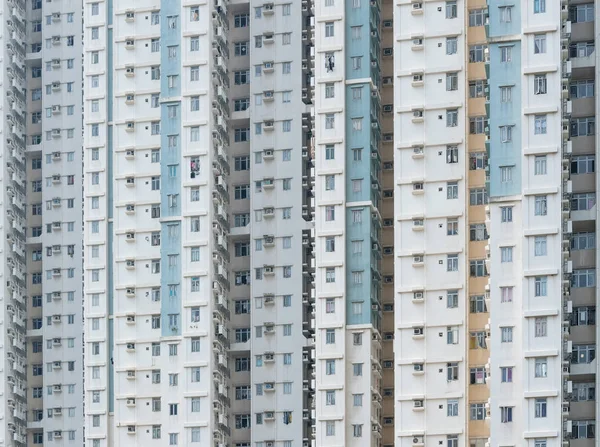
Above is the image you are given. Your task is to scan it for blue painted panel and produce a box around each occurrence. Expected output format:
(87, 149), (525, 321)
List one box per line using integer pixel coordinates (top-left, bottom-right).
(160, 0), (182, 336)
(488, 41), (522, 197)
(488, 0), (521, 38)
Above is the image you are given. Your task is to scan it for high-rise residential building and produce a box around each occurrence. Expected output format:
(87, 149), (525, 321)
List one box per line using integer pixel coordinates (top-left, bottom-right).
(313, 0), (384, 445)
(393, 0), (591, 446)
(24, 0), (84, 445)
(82, 0), (317, 446)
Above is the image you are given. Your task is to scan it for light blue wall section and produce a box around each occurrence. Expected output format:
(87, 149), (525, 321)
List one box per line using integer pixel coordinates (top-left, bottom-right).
(160, 0), (182, 336)
(344, 0), (381, 326)
(488, 0), (522, 198)
(488, 1), (521, 38)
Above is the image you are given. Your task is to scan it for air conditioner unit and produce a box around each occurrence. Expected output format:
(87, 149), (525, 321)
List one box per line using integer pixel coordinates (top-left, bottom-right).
(52, 245), (61, 253)
(125, 39), (135, 47)
(413, 110), (423, 117)
(53, 151), (61, 159)
(52, 36), (61, 44)
(127, 426), (136, 433)
(126, 398), (136, 406)
(412, 2), (423, 9)
(125, 94), (134, 102)
(413, 255), (424, 263)
(126, 177), (135, 184)
(52, 338), (61, 345)
(383, 77), (393, 85)
(54, 408), (62, 416)
(126, 122), (135, 129)
(383, 105), (393, 113)
(263, 149), (274, 157)
(266, 442), (274, 447)
(413, 327), (424, 336)
(413, 400), (424, 408)
(52, 129), (61, 137)
(264, 265), (274, 274)
(52, 82), (61, 90)
(264, 382), (275, 390)
(126, 315), (135, 323)
(413, 436), (424, 445)
(53, 361), (62, 369)
(264, 62), (274, 69)
(126, 260), (135, 267)
(125, 150), (135, 157)
(126, 232), (135, 239)
(412, 74), (423, 82)
(54, 431), (62, 439)
(264, 352), (275, 361)
(413, 183), (424, 190)
(126, 204), (135, 212)
(52, 315), (61, 322)
(126, 11), (135, 20)
(52, 12), (61, 20)
(125, 66), (135, 75)
(126, 343), (135, 350)
(414, 291), (424, 300)
(52, 105), (61, 113)
(264, 411), (275, 419)
(127, 370), (136, 378)
(52, 58), (61, 67)
(413, 363), (423, 372)
(53, 385), (62, 392)
(383, 276), (393, 283)
(126, 288), (135, 296)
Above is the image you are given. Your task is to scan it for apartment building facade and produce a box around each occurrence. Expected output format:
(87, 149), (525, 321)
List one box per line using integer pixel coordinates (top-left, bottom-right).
(394, 0), (597, 446)
(24, 0), (85, 444)
(313, 0), (385, 445)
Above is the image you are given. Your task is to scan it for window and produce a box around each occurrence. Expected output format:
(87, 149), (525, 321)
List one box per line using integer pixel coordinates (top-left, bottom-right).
(571, 193), (596, 211)
(447, 362), (459, 381)
(234, 70), (250, 85)
(469, 116), (487, 134)
(469, 152), (487, 170)
(535, 276), (548, 296)
(447, 218), (458, 236)
(534, 398), (547, 418)
(446, 72), (458, 91)
(470, 295), (487, 313)
(447, 109), (458, 127)
(500, 86), (512, 103)
(534, 115), (547, 134)
(501, 286), (513, 303)
(447, 182), (458, 199)
(573, 345), (596, 364)
(470, 367), (486, 384)
(501, 246), (513, 263)
(353, 363), (363, 376)
(500, 166), (513, 182)
(570, 3), (594, 23)
(469, 188), (488, 205)
(499, 5), (512, 22)
(501, 46), (512, 62)
(234, 41), (248, 56)
(469, 8), (486, 26)
(500, 406), (513, 423)
(326, 421), (335, 436)
(573, 382), (596, 401)
(501, 367), (513, 383)
(572, 269), (596, 288)
(534, 236), (547, 256)
(470, 403), (485, 420)
(447, 326), (459, 344)
(446, 1), (457, 18)
(571, 79), (595, 98)
(470, 260), (487, 277)
(325, 22), (334, 37)
(534, 74), (547, 94)
(469, 80), (487, 97)
(533, 357), (548, 378)
(447, 37), (457, 55)
(470, 223), (488, 241)
(447, 254), (459, 272)
(571, 155), (595, 174)
(571, 117), (595, 137)
(573, 420), (596, 439)
(500, 125), (512, 142)
(534, 195), (547, 216)
(326, 269), (335, 283)
(534, 0), (546, 13)
(501, 327), (513, 342)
